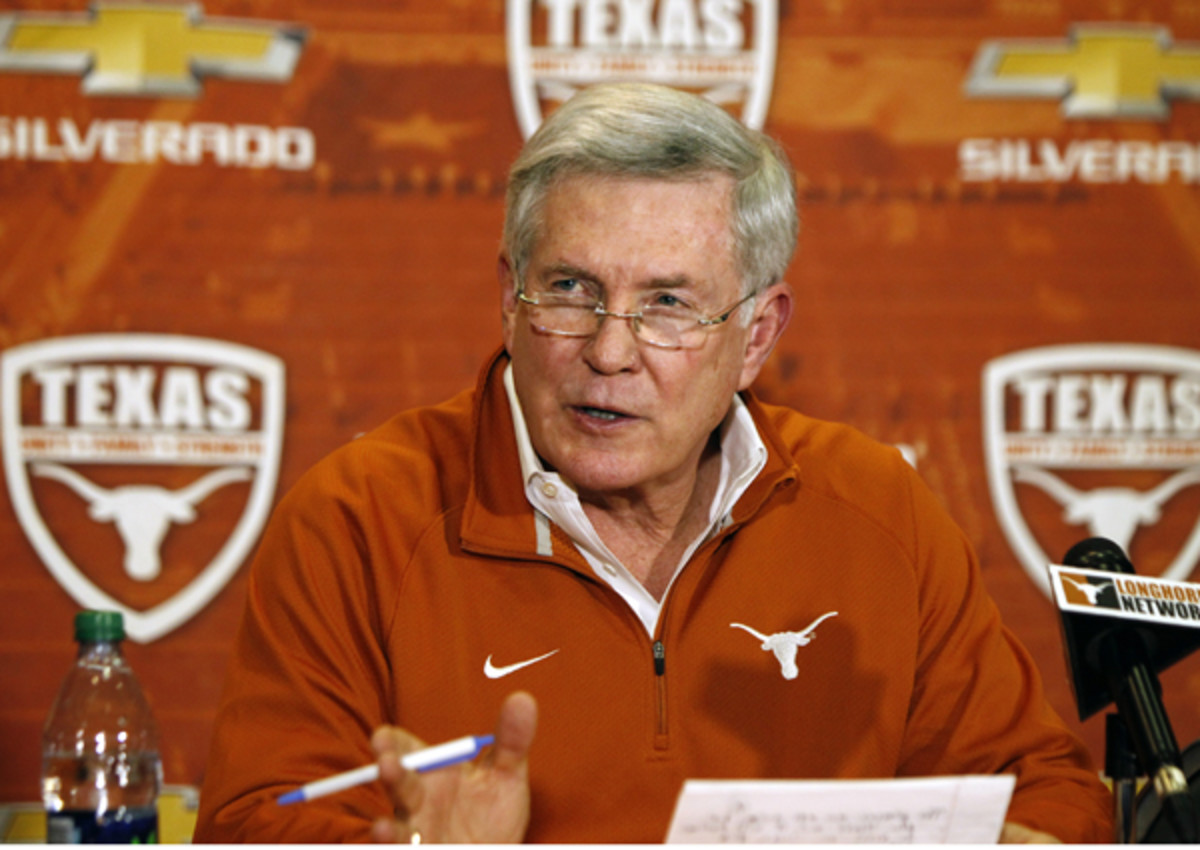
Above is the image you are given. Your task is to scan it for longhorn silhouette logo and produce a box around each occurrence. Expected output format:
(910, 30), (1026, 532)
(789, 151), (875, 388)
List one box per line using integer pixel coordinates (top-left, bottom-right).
(32, 462), (252, 581)
(1058, 572), (1114, 607)
(1013, 464), (1200, 552)
(730, 611), (838, 680)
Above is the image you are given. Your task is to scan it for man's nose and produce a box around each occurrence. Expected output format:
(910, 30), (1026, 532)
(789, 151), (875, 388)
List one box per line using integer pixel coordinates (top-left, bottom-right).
(584, 309), (641, 373)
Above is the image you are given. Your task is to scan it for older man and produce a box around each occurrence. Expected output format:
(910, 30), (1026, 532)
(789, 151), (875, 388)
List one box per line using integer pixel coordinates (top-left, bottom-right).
(194, 83), (1111, 843)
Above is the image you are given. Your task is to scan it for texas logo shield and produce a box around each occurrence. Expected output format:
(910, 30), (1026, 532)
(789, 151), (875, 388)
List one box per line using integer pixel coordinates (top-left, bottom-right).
(506, 0), (778, 138)
(1, 334), (285, 641)
(983, 344), (1200, 596)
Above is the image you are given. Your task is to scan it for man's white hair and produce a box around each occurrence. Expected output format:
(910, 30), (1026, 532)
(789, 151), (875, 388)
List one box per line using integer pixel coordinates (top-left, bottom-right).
(503, 83), (799, 302)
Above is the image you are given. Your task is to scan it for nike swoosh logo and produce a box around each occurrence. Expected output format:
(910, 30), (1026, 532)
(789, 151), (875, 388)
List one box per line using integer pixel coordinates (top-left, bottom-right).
(483, 649), (560, 679)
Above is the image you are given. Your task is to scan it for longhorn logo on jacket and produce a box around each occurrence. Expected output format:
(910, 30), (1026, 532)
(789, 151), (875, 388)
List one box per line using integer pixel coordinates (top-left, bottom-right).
(730, 611), (837, 680)
(1, 334), (285, 642)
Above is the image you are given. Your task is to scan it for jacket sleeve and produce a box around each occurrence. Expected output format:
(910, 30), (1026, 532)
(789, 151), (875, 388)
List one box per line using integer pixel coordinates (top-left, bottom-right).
(192, 456), (398, 843)
(895, 465), (1113, 843)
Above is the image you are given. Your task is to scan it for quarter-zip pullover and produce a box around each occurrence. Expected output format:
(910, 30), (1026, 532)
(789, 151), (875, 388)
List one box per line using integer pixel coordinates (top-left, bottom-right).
(195, 349), (1112, 843)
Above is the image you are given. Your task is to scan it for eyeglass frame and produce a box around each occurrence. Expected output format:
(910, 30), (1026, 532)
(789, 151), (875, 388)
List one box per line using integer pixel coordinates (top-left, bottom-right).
(514, 281), (759, 351)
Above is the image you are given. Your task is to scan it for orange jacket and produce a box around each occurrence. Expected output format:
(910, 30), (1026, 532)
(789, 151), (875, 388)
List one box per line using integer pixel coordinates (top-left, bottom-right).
(194, 350), (1112, 843)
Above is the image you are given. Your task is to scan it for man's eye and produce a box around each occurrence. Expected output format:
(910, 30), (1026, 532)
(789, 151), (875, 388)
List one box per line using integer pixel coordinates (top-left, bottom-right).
(550, 278), (585, 294)
(648, 292), (691, 311)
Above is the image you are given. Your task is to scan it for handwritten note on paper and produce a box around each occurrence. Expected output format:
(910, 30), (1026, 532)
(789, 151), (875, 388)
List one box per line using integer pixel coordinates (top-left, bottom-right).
(665, 775), (1016, 844)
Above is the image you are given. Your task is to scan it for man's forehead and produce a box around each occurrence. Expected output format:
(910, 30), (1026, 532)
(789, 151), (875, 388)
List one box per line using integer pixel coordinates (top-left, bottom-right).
(521, 179), (740, 302)
(537, 170), (739, 247)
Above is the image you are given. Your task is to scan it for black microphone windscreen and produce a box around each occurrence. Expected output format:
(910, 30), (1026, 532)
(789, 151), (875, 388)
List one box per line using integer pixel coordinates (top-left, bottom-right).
(1063, 537), (1135, 575)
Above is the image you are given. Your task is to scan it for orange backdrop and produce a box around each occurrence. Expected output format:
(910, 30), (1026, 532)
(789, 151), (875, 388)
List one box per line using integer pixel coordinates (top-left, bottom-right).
(2, 0), (1200, 808)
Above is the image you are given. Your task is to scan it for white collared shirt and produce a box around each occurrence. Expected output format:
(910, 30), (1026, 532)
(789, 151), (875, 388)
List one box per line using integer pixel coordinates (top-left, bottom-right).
(503, 364), (767, 636)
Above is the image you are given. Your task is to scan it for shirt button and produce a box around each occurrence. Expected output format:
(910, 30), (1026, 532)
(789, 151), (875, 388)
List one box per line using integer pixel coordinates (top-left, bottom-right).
(602, 563), (618, 576)
(541, 482), (558, 498)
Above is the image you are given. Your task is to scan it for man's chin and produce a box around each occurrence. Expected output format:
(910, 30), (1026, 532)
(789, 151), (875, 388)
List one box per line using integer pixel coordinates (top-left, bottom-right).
(553, 458), (655, 499)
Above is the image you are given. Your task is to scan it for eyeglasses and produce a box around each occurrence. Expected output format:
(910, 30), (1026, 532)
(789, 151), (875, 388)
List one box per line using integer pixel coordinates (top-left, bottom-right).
(515, 282), (756, 350)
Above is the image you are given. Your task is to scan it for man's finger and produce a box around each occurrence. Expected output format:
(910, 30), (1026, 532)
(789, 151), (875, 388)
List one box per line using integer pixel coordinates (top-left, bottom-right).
(372, 726), (427, 814)
(1000, 821), (1060, 843)
(370, 816), (399, 844)
(490, 691), (538, 774)
(372, 725), (427, 759)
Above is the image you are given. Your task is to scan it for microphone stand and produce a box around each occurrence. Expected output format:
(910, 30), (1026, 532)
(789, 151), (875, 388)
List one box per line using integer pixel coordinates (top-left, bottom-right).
(1096, 629), (1198, 843)
(1058, 537), (1200, 843)
(1136, 736), (1200, 843)
(1107, 713), (1137, 844)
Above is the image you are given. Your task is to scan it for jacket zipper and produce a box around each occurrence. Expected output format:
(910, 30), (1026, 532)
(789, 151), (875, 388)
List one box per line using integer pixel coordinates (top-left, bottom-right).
(653, 639), (668, 749)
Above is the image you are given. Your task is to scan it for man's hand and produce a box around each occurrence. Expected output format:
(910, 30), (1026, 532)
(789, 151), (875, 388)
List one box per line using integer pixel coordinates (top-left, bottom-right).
(1000, 821), (1061, 843)
(370, 691), (538, 844)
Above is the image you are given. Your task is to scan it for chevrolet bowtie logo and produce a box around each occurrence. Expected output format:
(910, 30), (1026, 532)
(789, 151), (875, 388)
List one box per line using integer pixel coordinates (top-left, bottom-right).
(0, 2), (305, 97)
(965, 24), (1200, 120)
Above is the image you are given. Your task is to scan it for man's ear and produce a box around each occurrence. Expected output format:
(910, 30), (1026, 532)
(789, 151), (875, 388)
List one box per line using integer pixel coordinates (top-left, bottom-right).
(737, 282), (794, 391)
(498, 255), (518, 353)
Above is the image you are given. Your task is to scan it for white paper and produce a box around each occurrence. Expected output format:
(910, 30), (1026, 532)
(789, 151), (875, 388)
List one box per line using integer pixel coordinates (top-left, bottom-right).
(665, 775), (1016, 844)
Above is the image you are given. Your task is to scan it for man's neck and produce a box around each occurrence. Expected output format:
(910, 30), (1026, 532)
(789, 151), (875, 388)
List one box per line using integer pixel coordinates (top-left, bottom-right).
(578, 439), (722, 600)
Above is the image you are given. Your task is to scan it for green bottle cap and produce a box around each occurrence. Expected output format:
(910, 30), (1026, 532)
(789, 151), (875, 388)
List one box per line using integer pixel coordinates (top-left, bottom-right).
(74, 610), (125, 643)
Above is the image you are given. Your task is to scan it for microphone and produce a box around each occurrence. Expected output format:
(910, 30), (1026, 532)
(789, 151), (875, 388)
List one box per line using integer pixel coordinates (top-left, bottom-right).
(1063, 537), (1197, 843)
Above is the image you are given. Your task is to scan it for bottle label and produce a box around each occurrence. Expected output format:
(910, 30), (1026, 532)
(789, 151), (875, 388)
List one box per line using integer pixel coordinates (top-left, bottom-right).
(46, 808), (158, 844)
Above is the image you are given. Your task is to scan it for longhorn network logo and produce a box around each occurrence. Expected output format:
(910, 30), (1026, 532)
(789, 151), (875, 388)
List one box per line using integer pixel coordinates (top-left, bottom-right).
(507, 0), (778, 138)
(0, 2), (305, 97)
(983, 345), (1200, 597)
(965, 24), (1200, 120)
(1, 335), (285, 642)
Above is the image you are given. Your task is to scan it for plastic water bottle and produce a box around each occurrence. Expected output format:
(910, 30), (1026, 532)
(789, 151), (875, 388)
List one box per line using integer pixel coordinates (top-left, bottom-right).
(42, 611), (162, 843)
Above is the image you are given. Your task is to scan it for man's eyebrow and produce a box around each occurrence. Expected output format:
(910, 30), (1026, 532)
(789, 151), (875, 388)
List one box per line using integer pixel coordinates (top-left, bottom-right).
(646, 275), (693, 289)
(541, 262), (596, 281)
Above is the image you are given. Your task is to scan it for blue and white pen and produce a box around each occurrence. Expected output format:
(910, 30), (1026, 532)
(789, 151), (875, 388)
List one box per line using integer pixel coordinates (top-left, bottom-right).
(277, 733), (495, 805)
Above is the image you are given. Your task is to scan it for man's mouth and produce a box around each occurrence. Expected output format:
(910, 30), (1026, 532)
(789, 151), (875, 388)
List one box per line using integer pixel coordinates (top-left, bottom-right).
(575, 405), (630, 421)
